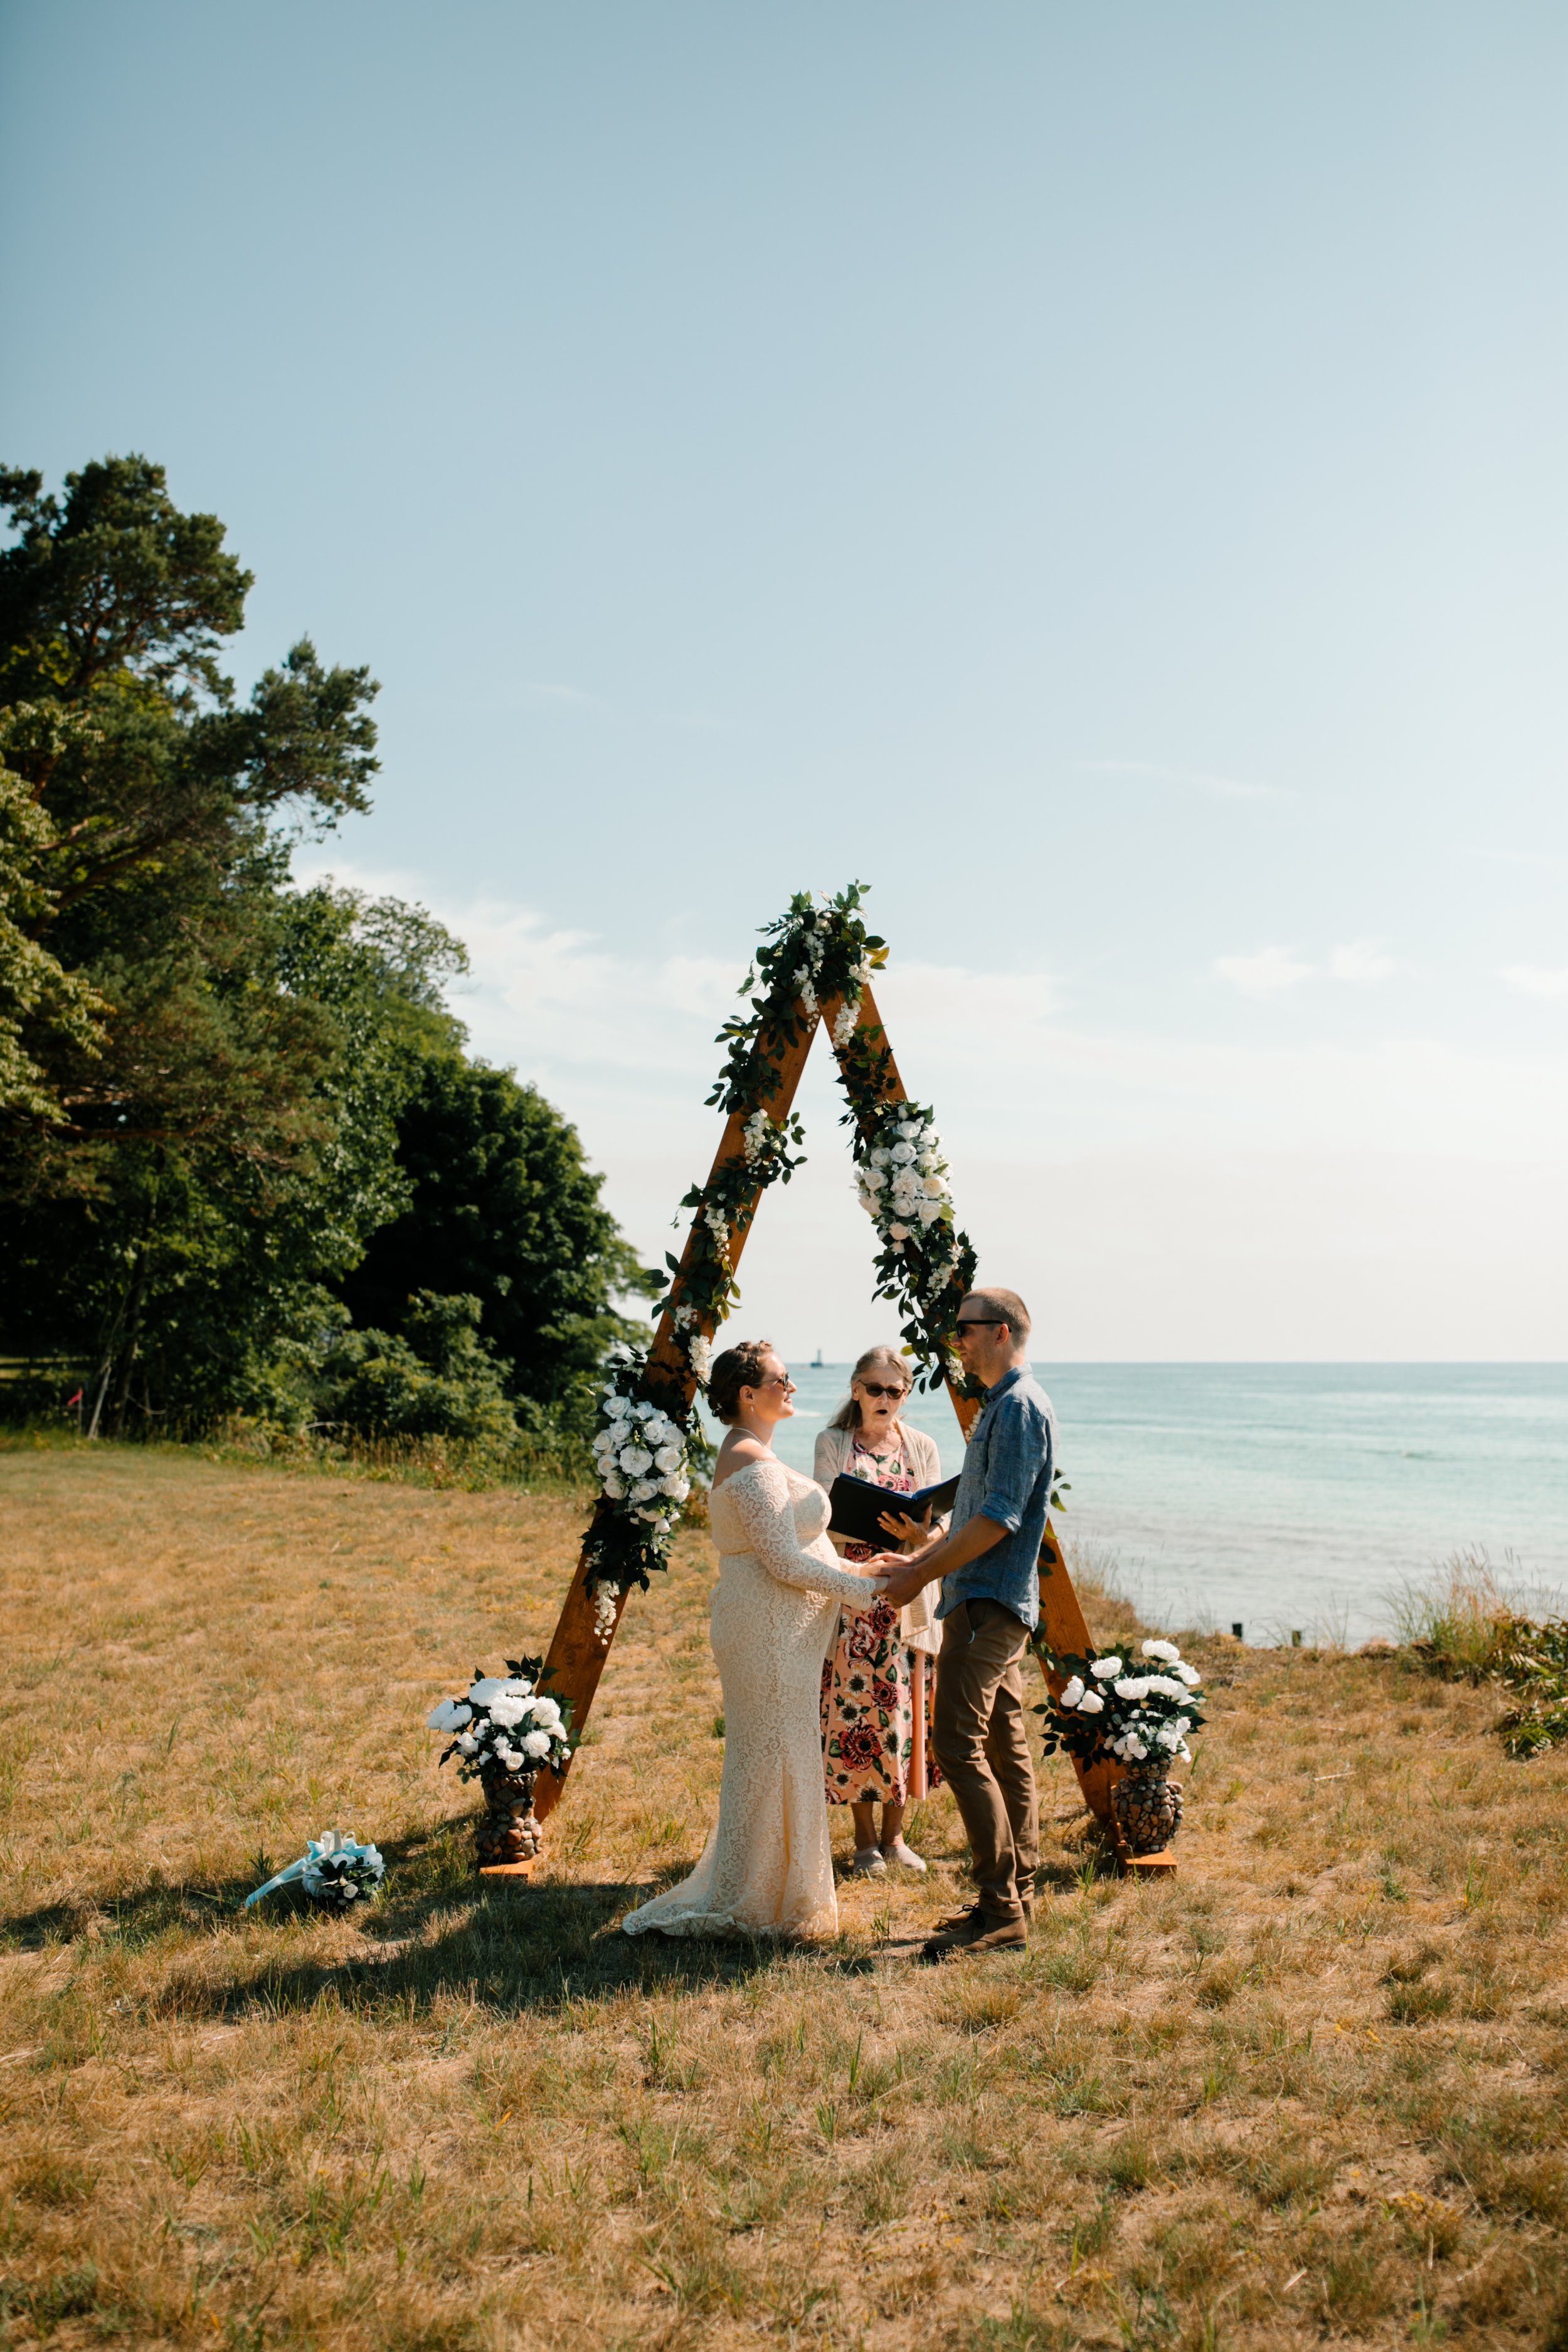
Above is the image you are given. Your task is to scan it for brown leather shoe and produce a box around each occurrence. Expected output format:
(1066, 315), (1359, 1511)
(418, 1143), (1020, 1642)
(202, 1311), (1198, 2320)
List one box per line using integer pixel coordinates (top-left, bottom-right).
(935, 1896), (1035, 1932)
(919, 1910), (1027, 1963)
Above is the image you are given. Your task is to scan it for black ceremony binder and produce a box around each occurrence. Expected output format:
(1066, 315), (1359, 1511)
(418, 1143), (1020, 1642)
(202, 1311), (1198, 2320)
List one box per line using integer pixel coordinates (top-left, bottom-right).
(827, 1471), (960, 1549)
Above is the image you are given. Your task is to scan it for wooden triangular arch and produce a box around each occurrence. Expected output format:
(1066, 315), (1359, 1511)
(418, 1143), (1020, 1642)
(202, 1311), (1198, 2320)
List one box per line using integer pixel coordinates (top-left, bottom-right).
(527, 891), (1125, 1855)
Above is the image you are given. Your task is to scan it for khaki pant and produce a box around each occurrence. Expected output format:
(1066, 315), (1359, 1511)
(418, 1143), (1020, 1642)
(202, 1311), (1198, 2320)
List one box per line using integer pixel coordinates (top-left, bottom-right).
(931, 1597), (1040, 1926)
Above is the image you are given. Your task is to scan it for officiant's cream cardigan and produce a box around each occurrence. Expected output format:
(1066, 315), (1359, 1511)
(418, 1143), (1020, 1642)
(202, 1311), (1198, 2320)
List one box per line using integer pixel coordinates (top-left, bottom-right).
(813, 1421), (943, 1656)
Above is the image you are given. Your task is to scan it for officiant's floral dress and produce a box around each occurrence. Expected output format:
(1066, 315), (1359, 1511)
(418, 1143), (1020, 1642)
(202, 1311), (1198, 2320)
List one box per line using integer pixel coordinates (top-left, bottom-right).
(820, 1435), (941, 1805)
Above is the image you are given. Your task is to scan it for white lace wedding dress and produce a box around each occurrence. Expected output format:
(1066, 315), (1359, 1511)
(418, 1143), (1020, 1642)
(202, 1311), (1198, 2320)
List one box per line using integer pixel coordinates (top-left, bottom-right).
(621, 1458), (877, 1941)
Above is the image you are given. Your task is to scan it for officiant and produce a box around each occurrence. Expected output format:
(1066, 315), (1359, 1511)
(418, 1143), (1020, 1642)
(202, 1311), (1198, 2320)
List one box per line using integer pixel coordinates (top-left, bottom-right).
(815, 1346), (945, 1875)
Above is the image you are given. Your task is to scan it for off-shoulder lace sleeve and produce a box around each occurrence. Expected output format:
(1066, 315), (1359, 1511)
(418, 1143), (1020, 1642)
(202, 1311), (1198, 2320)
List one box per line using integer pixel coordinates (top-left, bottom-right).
(724, 1461), (884, 1602)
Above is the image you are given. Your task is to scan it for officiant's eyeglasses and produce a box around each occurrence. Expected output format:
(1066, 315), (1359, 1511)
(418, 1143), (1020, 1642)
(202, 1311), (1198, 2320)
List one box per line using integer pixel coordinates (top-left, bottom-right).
(854, 1380), (909, 1399)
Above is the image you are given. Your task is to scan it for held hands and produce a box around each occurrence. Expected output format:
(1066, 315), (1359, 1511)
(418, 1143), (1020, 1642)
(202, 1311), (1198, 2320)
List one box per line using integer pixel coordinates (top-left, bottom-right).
(871, 1558), (936, 1611)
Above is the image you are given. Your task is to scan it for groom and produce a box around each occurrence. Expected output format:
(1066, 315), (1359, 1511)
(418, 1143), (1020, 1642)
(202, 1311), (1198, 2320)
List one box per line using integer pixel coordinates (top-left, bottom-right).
(875, 1288), (1056, 1960)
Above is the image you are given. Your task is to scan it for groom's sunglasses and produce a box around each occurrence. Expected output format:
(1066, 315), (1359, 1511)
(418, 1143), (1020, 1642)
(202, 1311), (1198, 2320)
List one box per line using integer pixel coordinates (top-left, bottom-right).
(955, 1318), (1005, 1336)
(856, 1380), (909, 1400)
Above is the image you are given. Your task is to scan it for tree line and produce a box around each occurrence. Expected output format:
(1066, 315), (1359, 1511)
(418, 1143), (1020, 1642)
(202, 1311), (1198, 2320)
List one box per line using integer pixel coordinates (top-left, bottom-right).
(0, 456), (655, 1450)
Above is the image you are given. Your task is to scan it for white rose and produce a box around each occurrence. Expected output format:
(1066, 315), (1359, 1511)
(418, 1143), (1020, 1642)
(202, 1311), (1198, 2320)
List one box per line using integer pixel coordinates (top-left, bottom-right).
(502, 1677), (533, 1697)
(530, 1698), (561, 1728)
(1146, 1675), (1186, 1700)
(620, 1446), (653, 1476)
(654, 1445), (683, 1473)
(603, 1473), (627, 1499)
(916, 1201), (941, 1225)
(489, 1695), (526, 1729)
(1156, 1725), (1181, 1751)
(630, 1479), (657, 1502)
(660, 1475), (689, 1499)
(1126, 1737), (1148, 1760)
(634, 1401), (655, 1420)
(1142, 1639), (1180, 1663)
(1177, 1665), (1202, 1688)
(888, 1222), (910, 1241)
(922, 1174), (946, 1196)
(522, 1730), (552, 1759)
(1059, 1676), (1085, 1708)
(467, 1677), (507, 1705)
(457, 1732), (478, 1755)
(1076, 1690), (1104, 1714)
(426, 1698), (472, 1731)
(1173, 1716), (1191, 1736)
(891, 1141), (916, 1163)
(495, 1743), (521, 1769)
(1090, 1658), (1123, 1680)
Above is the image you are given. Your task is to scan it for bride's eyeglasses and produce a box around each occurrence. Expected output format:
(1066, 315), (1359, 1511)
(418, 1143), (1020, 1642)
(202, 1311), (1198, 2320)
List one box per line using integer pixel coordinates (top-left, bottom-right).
(855, 1380), (909, 1400)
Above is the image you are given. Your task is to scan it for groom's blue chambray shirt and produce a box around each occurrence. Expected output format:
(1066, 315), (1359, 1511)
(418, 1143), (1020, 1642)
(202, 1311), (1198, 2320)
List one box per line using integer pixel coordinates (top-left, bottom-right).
(937, 1365), (1057, 1632)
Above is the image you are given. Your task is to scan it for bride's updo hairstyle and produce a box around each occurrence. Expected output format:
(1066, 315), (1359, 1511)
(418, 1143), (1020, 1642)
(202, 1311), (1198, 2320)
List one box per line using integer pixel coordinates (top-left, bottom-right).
(708, 1339), (778, 1426)
(829, 1344), (911, 1433)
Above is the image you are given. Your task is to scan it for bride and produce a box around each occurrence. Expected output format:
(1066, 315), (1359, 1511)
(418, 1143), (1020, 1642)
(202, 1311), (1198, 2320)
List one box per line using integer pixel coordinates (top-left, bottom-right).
(622, 1339), (889, 1941)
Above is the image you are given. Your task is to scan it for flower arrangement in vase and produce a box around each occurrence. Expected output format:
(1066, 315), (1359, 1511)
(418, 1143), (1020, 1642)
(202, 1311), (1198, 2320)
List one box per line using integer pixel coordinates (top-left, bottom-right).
(1035, 1638), (1205, 1855)
(427, 1656), (573, 1872)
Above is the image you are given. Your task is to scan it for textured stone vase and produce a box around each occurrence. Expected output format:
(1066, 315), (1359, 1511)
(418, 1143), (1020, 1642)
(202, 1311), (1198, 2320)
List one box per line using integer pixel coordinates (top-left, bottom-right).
(1113, 1764), (1184, 1855)
(476, 1764), (543, 1870)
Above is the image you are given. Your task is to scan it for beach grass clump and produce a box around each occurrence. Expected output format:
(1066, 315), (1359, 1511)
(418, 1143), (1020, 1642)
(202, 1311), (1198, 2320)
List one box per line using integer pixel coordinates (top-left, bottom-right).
(1393, 1547), (1568, 1756)
(1, 1433), (1565, 2349)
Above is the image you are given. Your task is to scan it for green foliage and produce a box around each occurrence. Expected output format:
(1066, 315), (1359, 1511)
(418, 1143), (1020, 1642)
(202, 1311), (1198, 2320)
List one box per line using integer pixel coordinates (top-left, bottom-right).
(0, 712), (110, 1116)
(305, 1293), (517, 1444)
(0, 456), (652, 1444)
(1394, 1552), (1568, 1759)
(336, 1052), (659, 1412)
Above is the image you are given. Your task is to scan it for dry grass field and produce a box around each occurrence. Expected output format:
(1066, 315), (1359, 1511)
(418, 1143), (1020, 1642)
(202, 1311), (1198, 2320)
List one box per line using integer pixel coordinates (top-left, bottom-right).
(1, 1434), (1565, 2352)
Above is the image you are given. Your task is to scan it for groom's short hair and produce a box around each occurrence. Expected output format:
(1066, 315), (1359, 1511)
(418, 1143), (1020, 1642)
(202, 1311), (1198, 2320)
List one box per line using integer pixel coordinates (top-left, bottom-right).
(962, 1287), (1031, 1344)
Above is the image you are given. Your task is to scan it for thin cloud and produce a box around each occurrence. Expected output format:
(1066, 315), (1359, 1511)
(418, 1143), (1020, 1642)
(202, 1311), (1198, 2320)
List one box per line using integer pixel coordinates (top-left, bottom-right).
(1329, 941), (1398, 982)
(1214, 947), (1313, 993)
(1502, 965), (1568, 999)
(1079, 758), (1295, 805)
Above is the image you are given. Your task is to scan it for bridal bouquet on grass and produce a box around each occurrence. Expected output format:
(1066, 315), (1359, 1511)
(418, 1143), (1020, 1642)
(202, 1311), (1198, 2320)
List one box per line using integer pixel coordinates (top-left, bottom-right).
(243, 1830), (386, 1913)
(426, 1656), (573, 1783)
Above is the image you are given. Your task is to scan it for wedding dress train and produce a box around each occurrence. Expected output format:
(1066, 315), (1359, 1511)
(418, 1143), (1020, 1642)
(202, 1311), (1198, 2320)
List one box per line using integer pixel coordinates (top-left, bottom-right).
(621, 1458), (875, 1941)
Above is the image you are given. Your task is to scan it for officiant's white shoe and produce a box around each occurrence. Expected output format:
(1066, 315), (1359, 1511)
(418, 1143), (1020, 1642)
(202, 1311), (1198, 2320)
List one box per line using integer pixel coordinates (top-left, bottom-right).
(850, 1846), (887, 1877)
(881, 1839), (926, 1872)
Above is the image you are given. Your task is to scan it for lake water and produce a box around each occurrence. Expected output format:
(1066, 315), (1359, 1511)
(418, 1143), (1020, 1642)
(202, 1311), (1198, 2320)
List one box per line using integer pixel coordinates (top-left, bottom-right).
(741, 1362), (1568, 1646)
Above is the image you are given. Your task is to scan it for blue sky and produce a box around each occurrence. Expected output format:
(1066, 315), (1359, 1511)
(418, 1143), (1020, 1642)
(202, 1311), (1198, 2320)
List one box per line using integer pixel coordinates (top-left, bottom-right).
(3, 1), (1565, 1356)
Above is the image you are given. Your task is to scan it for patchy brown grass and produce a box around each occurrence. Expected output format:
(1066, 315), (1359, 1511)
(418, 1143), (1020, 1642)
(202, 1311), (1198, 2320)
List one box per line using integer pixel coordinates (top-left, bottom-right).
(1, 1433), (1565, 2351)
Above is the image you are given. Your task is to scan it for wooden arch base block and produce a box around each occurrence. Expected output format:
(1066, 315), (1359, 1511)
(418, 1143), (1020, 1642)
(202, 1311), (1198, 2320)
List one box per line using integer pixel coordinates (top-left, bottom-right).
(478, 1858), (536, 1880)
(1120, 1851), (1178, 1878)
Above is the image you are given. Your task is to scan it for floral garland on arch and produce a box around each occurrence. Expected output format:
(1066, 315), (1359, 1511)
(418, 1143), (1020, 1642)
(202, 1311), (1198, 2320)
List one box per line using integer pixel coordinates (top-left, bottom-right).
(580, 883), (982, 1637)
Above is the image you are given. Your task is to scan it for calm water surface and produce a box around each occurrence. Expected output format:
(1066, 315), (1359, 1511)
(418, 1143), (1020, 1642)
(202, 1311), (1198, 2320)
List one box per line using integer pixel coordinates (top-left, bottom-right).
(746, 1363), (1568, 1645)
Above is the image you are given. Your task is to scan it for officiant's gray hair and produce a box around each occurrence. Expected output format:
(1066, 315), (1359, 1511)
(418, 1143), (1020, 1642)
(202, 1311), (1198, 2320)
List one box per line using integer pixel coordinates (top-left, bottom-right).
(829, 1345), (911, 1432)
